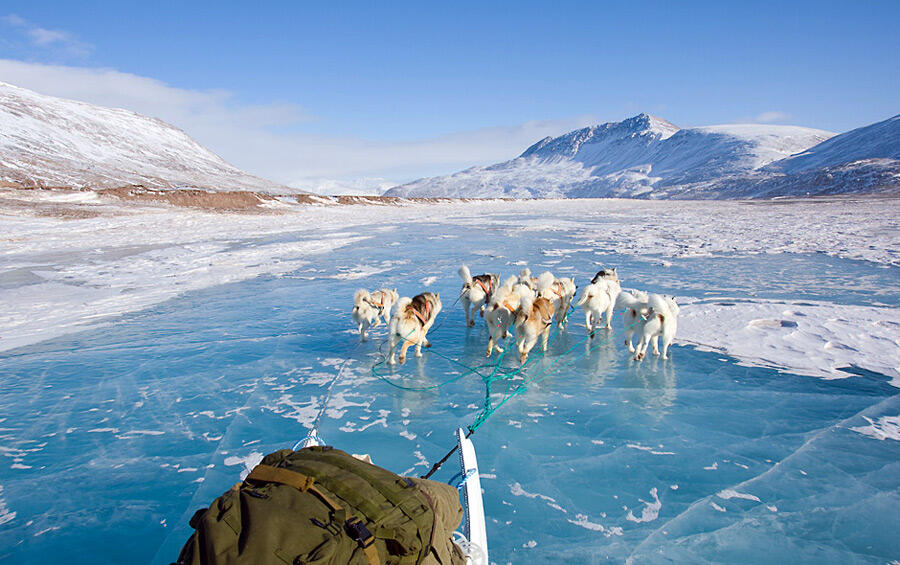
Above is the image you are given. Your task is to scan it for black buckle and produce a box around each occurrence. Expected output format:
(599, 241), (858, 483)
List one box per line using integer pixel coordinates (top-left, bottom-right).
(345, 516), (374, 548)
(311, 517), (341, 536)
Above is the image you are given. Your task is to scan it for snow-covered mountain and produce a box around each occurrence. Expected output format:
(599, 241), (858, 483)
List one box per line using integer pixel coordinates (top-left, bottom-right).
(0, 81), (291, 193)
(739, 115), (900, 198)
(386, 113), (900, 199)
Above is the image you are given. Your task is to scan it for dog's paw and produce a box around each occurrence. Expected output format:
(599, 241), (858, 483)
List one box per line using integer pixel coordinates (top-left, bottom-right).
(424, 340), (432, 348)
(398, 355), (406, 365)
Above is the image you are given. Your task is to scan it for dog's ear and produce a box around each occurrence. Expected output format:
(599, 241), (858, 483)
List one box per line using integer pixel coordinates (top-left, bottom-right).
(612, 267), (617, 273)
(436, 292), (441, 299)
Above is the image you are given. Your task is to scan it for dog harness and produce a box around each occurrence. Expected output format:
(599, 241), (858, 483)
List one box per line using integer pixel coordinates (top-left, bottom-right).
(475, 278), (493, 296)
(366, 294), (385, 314)
(410, 300), (431, 327)
(550, 283), (565, 298)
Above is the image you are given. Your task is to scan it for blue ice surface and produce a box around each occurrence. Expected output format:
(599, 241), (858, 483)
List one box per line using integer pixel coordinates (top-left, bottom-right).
(0, 218), (898, 564)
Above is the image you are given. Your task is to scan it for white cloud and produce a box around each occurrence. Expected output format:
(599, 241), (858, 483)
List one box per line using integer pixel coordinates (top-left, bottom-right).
(0, 59), (599, 192)
(2, 14), (92, 57)
(754, 111), (791, 123)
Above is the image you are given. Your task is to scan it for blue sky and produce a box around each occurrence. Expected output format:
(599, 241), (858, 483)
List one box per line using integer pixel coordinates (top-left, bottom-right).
(1, 1), (897, 190)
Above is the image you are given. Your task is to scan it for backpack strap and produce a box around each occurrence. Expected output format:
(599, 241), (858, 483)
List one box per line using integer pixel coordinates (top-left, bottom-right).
(246, 464), (314, 491)
(245, 464), (382, 565)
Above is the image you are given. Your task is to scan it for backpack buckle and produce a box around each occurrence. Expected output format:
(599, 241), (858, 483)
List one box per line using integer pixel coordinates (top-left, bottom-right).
(345, 516), (374, 548)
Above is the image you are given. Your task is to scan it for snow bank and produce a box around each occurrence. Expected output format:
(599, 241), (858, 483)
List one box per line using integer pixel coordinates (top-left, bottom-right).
(679, 298), (900, 387)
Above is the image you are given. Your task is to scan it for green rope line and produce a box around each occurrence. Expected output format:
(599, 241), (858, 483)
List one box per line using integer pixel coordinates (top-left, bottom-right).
(367, 299), (639, 446)
(470, 318), (638, 432)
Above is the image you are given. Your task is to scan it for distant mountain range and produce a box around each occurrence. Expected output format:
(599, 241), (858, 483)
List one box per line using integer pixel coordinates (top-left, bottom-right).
(0, 81), (292, 193)
(385, 113), (900, 199)
(2, 80), (896, 199)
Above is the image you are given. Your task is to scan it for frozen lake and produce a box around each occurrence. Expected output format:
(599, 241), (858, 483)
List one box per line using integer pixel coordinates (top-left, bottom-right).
(1, 201), (899, 564)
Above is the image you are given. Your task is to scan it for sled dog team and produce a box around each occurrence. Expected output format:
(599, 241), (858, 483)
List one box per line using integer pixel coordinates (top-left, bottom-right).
(352, 265), (678, 365)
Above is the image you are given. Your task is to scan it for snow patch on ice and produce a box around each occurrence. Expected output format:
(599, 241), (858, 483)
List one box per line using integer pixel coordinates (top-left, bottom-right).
(717, 489), (762, 502)
(626, 488), (662, 523)
(850, 415), (900, 441)
(0, 485), (15, 525)
(680, 298), (900, 386)
(224, 451), (263, 480)
(567, 513), (623, 537)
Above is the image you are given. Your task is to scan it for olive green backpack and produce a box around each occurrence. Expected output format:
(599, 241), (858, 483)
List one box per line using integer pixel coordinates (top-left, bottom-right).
(173, 446), (465, 565)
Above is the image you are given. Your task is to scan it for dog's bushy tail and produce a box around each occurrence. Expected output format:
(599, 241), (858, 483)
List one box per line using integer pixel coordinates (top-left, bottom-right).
(458, 265), (472, 285)
(353, 289), (370, 307)
(616, 289), (646, 311)
(576, 283), (594, 307)
(394, 296), (412, 317)
(517, 292), (535, 323)
(518, 267), (531, 283)
(537, 271), (555, 294)
(647, 293), (675, 318)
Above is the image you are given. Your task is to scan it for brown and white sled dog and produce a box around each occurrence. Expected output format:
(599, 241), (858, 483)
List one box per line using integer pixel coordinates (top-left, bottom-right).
(352, 288), (398, 340)
(458, 265), (499, 327)
(388, 292), (442, 364)
(483, 276), (530, 357)
(576, 274), (621, 337)
(633, 294), (679, 361)
(536, 271), (577, 328)
(617, 289), (650, 353)
(514, 293), (555, 364)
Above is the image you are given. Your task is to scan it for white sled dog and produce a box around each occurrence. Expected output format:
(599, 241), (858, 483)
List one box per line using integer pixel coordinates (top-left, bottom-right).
(514, 293), (555, 364)
(518, 268), (538, 290)
(576, 275), (622, 337)
(617, 289), (650, 353)
(458, 265), (499, 327)
(352, 288), (398, 340)
(633, 294), (679, 361)
(483, 276), (530, 357)
(388, 292), (442, 364)
(536, 271), (577, 328)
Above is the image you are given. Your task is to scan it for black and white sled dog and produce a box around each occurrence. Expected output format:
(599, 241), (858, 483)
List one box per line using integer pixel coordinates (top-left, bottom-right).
(591, 267), (619, 285)
(352, 288), (399, 341)
(536, 271), (577, 328)
(576, 268), (622, 336)
(458, 265), (499, 327)
(632, 294), (679, 361)
(483, 276), (533, 357)
(388, 292), (442, 364)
